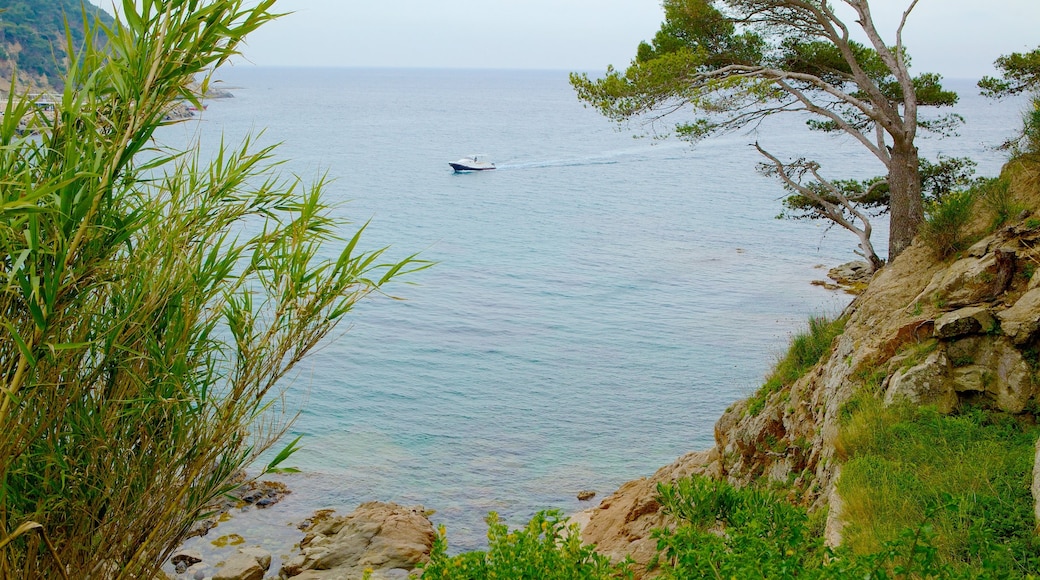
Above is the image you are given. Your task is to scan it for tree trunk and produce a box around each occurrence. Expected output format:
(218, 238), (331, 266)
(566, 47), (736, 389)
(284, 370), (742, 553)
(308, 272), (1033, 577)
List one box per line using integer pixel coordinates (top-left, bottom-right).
(886, 139), (923, 260)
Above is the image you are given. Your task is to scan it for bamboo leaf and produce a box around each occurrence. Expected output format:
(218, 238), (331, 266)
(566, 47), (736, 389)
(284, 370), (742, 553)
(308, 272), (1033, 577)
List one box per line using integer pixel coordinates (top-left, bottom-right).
(4, 322), (37, 368)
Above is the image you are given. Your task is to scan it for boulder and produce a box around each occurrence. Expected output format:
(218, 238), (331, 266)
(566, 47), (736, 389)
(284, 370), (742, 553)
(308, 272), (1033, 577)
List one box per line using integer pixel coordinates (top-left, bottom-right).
(884, 350), (957, 413)
(237, 547), (271, 572)
(182, 563), (212, 580)
(171, 549), (203, 574)
(934, 306), (997, 339)
(828, 261), (873, 285)
(998, 287), (1040, 345)
(212, 551), (264, 580)
(823, 467), (845, 548)
(966, 237), (994, 258)
(280, 502), (435, 579)
(576, 450), (719, 575)
(914, 249), (1016, 310)
(947, 336), (1034, 413)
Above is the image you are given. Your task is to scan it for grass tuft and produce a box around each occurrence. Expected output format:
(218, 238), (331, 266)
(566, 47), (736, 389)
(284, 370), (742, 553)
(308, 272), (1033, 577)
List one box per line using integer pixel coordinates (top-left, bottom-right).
(746, 315), (846, 416)
(918, 187), (978, 258)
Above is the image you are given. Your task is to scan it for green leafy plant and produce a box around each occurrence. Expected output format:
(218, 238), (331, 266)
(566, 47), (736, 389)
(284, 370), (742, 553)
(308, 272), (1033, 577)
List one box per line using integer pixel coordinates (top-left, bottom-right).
(651, 476), (965, 579)
(918, 187), (977, 258)
(421, 511), (632, 580)
(978, 176), (1025, 230)
(1023, 97), (1040, 155)
(0, 1), (425, 577)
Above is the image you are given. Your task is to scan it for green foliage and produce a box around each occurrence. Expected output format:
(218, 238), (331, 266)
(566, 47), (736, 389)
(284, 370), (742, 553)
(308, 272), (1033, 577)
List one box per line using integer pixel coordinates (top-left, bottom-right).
(778, 175), (889, 220)
(0, 0), (115, 86)
(0, 1), (425, 577)
(838, 399), (1040, 574)
(918, 187), (977, 258)
(780, 155), (979, 222)
(652, 476), (970, 579)
(981, 47), (1040, 155)
(422, 433), (1038, 578)
(653, 478), (822, 578)
(747, 315), (846, 416)
(421, 511), (632, 580)
(980, 46), (1040, 98)
(571, 0), (959, 263)
(571, 0), (957, 144)
(634, 0), (764, 68)
(978, 176), (1024, 230)
(1023, 96), (1040, 155)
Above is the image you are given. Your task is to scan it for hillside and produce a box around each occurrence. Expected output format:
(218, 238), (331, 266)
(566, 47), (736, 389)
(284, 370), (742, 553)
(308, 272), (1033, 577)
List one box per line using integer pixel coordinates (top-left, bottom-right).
(0, 0), (114, 89)
(576, 155), (1040, 576)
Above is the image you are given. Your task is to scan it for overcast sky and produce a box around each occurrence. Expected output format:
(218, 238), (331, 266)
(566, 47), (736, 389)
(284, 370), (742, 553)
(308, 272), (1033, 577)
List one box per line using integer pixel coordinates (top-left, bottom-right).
(95, 1), (1040, 79)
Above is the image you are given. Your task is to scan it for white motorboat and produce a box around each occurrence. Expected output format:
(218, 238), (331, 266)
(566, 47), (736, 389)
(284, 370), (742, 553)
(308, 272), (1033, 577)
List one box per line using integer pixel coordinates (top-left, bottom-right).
(449, 155), (496, 172)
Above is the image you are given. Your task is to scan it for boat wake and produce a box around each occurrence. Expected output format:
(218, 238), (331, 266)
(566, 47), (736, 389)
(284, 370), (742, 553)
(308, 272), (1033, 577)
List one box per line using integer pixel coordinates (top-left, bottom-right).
(495, 143), (690, 171)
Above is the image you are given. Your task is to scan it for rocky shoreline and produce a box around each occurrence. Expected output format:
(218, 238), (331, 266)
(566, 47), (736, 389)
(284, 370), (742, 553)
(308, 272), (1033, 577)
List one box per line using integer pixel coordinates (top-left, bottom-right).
(170, 498), (435, 580)
(168, 201), (1040, 578)
(165, 262), (872, 580)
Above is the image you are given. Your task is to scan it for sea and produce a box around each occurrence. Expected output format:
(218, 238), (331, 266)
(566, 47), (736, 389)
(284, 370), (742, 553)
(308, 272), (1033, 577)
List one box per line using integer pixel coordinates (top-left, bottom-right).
(160, 67), (1026, 561)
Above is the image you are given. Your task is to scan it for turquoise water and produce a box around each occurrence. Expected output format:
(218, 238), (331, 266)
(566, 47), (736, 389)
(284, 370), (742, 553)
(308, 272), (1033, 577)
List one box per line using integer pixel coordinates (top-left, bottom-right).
(163, 68), (1022, 553)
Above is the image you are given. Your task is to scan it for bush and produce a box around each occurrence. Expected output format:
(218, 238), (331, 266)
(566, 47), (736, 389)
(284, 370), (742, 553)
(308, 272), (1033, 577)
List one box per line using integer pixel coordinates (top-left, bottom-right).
(1023, 96), (1040, 155)
(651, 476), (967, 579)
(420, 511), (632, 580)
(918, 187), (977, 257)
(0, 1), (423, 577)
(979, 176), (1025, 231)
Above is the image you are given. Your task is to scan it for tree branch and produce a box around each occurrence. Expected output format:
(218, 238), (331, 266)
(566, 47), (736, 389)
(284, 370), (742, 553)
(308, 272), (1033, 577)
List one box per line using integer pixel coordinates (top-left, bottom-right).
(755, 142), (883, 270)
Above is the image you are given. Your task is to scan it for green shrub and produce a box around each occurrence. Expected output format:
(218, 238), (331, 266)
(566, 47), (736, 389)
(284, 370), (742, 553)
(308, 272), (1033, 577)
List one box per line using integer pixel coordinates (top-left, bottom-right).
(1024, 97), (1040, 154)
(978, 176), (1025, 231)
(651, 476), (966, 579)
(0, 1), (424, 577)
(421, 511), (632, 579)
(918, 187), (977, 257)
(746, 315), (846, 416)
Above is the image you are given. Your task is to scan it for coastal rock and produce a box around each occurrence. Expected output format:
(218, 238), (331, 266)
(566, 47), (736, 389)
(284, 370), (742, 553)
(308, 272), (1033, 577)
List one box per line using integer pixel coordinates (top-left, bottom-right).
(947, 336), (1034, 413)
(183, 563), (213, 580)
(237, 547), (272, 572)
(1034, 438), (1040, 527)
(187, 476), (290, 538)
(171, 549), (203, 574)
(998, 287), (1040, 345)
(280, 502), (434, 579)
(823, 466), (845, 548)
(828, 260), (873, 285)
(914, 249), (1016, 310)
(576, 450), (719, 574)
(884, 350), (957, 413)
(212, 550), (265, 580)
(577, 187), (1040, 562)
(934, 306), (997, 338)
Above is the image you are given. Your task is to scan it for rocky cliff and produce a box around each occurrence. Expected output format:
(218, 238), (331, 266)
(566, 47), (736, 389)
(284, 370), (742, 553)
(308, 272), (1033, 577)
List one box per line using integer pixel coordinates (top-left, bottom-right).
(577, 157), (1040, 575)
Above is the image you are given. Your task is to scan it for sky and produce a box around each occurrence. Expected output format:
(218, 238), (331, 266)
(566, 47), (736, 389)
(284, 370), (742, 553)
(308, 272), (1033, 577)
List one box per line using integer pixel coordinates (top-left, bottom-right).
(92, 1), (1040, 79)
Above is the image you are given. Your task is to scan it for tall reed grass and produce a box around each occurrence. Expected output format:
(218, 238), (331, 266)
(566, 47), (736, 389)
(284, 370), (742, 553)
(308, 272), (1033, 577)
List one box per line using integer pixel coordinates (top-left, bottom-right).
(0, 1), (425, 577)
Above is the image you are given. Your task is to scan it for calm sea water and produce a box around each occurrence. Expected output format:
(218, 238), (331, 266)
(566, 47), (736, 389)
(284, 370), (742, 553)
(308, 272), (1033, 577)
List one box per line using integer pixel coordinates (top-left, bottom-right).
(162, 68), (1023, 556)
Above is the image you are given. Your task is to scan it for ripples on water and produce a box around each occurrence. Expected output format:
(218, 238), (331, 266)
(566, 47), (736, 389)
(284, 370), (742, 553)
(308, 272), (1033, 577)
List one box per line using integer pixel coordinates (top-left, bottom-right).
(162, 68), (1023, 553)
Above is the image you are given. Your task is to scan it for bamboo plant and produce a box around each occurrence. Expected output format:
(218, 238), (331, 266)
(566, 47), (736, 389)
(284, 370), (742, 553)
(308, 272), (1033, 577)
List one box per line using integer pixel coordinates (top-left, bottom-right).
(0, 1), (425, 577)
